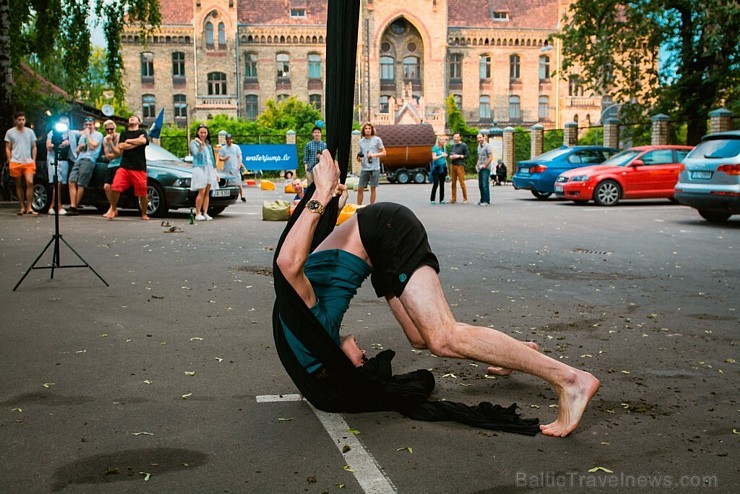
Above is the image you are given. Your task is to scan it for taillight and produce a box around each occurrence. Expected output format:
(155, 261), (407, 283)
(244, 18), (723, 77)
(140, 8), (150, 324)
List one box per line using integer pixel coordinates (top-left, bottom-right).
(679, 164), (685, 172)
(530, 165), (547, 174)
(717, 164), (740, 175)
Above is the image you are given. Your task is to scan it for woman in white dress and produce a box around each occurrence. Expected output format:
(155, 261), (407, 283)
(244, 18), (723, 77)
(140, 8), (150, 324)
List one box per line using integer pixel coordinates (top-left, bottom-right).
(189, 124), (220, 221)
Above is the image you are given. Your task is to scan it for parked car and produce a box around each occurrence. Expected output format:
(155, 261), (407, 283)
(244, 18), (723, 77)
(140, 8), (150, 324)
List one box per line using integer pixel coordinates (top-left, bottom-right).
(512, 146), (618, 199)
(674, 130), (740, 223)
(2, 144), (240, 218)
(554, 145), (693, 206)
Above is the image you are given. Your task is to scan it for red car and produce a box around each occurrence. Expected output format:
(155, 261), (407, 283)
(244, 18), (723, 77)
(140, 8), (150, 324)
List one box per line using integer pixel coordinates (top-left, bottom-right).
(554, 145), (693, 206)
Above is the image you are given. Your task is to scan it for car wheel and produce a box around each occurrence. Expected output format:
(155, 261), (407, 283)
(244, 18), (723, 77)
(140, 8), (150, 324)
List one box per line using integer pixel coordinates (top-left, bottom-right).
(698, 210), (731, 223)
(531, 190), (552, 200)
(32, 181), (51, 213)
(396, 170), (410, 184)
(147, 182), (168, 218)
(593, 180), (621, 206)
(208, 206), (226, 217)
(413, 171), (427, 184)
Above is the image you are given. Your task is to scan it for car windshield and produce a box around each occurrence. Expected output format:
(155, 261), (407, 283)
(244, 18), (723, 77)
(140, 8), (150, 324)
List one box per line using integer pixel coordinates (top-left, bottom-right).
(532, 148), (571, 161)
(146, 145), (185, 163)
(600, 149), (641, 167)
(688, 138), (740, 159)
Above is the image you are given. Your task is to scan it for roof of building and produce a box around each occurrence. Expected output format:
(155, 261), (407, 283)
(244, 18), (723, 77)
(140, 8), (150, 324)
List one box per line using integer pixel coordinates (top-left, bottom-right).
(158, 0), (558, 30)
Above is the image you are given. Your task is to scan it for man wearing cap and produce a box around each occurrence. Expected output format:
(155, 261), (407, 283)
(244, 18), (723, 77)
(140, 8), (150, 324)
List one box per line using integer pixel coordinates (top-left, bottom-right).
(67, 117), (103, 215)
(218, 133), (245, 202)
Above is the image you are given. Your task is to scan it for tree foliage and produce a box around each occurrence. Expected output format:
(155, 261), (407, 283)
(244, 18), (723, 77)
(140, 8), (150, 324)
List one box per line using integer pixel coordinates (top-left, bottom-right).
(557, 0), (739, 145)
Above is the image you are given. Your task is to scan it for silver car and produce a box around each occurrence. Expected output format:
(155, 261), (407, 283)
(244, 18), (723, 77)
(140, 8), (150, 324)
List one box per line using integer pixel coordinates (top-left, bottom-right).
(674, 130), (740, 223)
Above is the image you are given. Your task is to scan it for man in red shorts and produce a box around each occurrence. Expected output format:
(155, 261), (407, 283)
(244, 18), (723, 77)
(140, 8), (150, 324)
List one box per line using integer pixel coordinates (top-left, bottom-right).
(4, 112), (38, 215)
(108, 115), (149, 220)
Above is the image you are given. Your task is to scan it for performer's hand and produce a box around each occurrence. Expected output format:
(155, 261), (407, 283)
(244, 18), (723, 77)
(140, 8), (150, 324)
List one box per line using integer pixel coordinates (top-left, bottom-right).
(313, 149), (339, 198)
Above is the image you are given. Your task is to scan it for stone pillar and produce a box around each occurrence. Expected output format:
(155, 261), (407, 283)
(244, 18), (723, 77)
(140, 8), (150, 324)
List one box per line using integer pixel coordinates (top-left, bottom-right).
(603, 118), (620, 150)
(503, 127), (515, 170)
(530, 124), (544, 159)
(651, 114), (671, 145)
(564, 122), (578, 147)
(285, 130), (296, 177)
(351, 130), (361, 175)
(709, 108), (733, 134)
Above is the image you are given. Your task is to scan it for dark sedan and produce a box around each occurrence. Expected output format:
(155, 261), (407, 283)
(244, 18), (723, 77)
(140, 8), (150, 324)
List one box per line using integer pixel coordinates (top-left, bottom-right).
(3, 144), (240, 218)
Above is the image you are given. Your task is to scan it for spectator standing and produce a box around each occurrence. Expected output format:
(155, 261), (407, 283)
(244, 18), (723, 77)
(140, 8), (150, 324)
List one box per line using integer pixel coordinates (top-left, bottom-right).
(101, 120), (122, 218)
(356, 122), (386, 205)
(66, 117), (103, 215)
(189, 124), (219, 221)
(218, 134), (246, 202)
(429, 135), (448, 204)
(475, 133), (493, 206)
(448, 133), (469, 204)
(5, 112), (38, 215)
(495, 159), (508, 186)
(45, 116), (74, 216)
(107, 115), (150, 220)
(303, 126), (327, 185)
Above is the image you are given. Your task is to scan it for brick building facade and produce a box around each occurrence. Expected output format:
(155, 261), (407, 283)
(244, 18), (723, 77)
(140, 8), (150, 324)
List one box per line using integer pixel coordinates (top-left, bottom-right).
(121, 0), (607, 134)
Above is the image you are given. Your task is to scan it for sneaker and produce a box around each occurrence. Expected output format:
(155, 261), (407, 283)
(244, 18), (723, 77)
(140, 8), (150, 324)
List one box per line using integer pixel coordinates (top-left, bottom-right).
(65, 207), (79, 216)
(58, 208), (67, 215)
(195, 214), (206, 221)
(430, 201), (436, 205)
(449, 200), (456, 204)
(462, 200), (468, 204)
(204, 213), (213, 221)
(440, 200), (445, 205)
(240, 197), (246, 203)
(48, 208), (55, 215)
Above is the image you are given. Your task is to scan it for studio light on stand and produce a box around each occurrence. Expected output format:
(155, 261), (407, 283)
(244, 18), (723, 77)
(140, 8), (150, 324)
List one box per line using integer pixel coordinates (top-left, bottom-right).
(13, 117), (108, 290)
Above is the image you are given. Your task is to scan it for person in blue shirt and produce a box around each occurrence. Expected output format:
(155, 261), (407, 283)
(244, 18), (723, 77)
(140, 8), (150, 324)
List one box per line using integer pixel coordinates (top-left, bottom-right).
(189, 124), (220, 221)
(430, 135), (448, 204)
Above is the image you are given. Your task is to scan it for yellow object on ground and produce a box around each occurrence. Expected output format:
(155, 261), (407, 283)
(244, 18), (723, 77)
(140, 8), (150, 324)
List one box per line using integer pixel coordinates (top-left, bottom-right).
(345, 176), (360, 190)
(262, 200), (290, 221)
(260, 180), (275, 191)
(337, 203), (364, 225)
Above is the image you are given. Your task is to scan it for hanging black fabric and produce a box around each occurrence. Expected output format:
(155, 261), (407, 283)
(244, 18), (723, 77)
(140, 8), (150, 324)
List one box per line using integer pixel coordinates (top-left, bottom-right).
(270, 0), (539, 435)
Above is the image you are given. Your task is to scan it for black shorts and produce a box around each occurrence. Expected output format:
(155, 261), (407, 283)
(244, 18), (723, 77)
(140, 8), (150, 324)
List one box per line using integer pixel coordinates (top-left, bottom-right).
(104, 166), (119, 185)
(357, 203), (439, 298)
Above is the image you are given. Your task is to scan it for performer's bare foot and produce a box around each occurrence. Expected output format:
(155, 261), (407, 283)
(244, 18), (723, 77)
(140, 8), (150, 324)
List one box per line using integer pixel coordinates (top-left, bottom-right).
(540, 370), (600, 437)
(486, 341), (540, 376)
(141, 215), (150, 221)
(103, 208), (116, 219)
(107, 210), (118, 220)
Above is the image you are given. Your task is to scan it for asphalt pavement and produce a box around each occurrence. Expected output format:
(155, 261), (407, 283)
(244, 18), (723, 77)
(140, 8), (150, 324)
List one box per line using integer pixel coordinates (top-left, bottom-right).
(1, 181), (738, 493)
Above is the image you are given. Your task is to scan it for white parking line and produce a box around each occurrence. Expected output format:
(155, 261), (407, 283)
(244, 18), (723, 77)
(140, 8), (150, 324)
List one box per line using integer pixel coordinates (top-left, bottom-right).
(257, 394), (397, 493)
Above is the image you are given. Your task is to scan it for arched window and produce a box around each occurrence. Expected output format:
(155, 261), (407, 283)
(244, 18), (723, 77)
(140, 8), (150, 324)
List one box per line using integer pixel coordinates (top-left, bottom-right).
(479, 55), (491, 80)
(140, 52), (154, 78)
(276, 53), (290, 78)
(142, 94), (156, 119)
(509, 95), (521, 120)
(403, 56), (420, 81)
(539, 55), (550, 81)
(510, 54), (521, 80)
(245, 95), (258, 119)
(218, 22), (226, 47)
(380, 56), (394, 81)
(244, 53), (257, 78)
(479, 95), (491, 120)
(308, 53), (321, 79)
(205, 22), (214, 47)
(538, 95), (550, 119)
(207, 72), (227, 95)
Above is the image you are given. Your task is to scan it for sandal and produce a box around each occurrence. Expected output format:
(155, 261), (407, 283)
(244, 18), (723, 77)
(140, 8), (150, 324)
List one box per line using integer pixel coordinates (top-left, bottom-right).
(26, 210), (39, 216)
(17, 210), (24, 216)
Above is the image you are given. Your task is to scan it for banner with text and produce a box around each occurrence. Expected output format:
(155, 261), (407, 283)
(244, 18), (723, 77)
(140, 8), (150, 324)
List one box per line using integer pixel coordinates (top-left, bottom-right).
(239, 144), (297, 170)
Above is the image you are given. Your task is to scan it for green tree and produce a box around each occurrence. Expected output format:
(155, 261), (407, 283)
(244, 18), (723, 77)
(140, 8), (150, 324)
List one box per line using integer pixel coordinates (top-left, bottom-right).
(557, 0), (739, 145)
(1, 0), (160, 130)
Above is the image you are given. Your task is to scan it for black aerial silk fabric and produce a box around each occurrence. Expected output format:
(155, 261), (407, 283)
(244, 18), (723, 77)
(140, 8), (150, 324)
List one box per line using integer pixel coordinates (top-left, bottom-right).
(270, 0), (539, 435)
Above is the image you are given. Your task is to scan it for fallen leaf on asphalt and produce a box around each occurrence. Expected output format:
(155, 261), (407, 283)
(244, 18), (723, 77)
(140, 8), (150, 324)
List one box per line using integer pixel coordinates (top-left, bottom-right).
(143, 380), (152, 384)
(588, 466), (614, 474)
(336, 483), (345, 488)
(215, 358), (223, 362)
(529, 404), (540, 409)
(396, 447), (413, 453)
(621, 370), (631, 374)
(42, 383), (55, 388)
(733, 429), (739, 434)
(347, 428), (360, 435)
(442, 373), (458, 379)
(132, 432), (154, 436)
(190, 337), (203, 341)
(184, 371), (196, 376)
(277, 418), (293, 422)
(725, 359), (736, 364)
(342, 445), (351, 453)
(181, 393), (192, 399)
(580, 354), (593, 358)
(139, 472), (151, 481)
(11, 408), (22, 412)
(75, 349), (86, 353)
(343, 465), (354, 472)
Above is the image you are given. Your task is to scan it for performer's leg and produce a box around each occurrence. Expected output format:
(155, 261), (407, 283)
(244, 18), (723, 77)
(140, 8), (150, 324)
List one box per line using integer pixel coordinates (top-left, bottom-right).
(395, 266), (599, 437)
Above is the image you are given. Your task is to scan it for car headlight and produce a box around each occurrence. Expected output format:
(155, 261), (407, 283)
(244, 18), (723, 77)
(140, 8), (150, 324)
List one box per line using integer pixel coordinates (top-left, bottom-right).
(173, 177), (191, 187)
(570, 175), (590, 182)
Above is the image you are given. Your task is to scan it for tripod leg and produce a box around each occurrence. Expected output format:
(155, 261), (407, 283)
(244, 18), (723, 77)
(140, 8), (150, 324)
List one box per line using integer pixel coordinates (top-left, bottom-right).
(59, 236), (109, 287)
(13, 236), (56, 291)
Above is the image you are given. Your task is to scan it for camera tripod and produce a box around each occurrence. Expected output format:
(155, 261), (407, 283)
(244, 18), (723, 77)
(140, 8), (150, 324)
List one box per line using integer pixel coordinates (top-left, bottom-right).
(13, 133), (108, 291)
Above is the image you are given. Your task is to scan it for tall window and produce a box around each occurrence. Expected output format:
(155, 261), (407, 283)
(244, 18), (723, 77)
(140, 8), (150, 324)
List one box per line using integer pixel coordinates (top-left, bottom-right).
(245, 95), (258, 119)
(207, 72), (227, 95)
(479, 55), (491, 80)
(479, 96), (491, 120)
(172, 52), (185, 77)
(510, 54), (521, 80)
(379, 95), (389, 113)
(449, 54), (462, 80)
(308, 54), (321, 79)
(276, 53), (290, 78)
(380, 56), (394, 81)
(141, 52), (154, 78)
(453, 94), (462, 108)
(205, 22), (214, 47)
(244, 53), (257, 78)
(309, 94), (322, 111)
(218, 22), (226, 47)
(539, 55), (550, 81)
(538, 95), (550, 119)
(173, 94), (187, 118)
(569, 76), (583, 96)
(403, 56), (420, 81)
(509, 95), (521, 119)
(142, 94), (156, 118)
